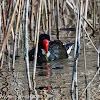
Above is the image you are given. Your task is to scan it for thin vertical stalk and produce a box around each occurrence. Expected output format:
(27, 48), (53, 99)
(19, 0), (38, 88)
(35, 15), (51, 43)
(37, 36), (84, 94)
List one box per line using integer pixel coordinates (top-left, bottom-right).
(7, 0), (13, 18)
(22, 5), (25, 32)
(48, 0), (51, 38)
(55, 0), (59, 39)
(52, 0), (55, 28)
(20, 24), (23, 49)
(71, 7), (79, 100)
(41, 1), (45, 31)
(34, 12), (38, 46)
(15, 0), (21, 35)
(12, 0), (22, 69)
(33, 0), (42, 80)
(2, 1), (6, 35)
(30, 0), (34, 41)
(11, 26), (15, 40)
(92, 0), (96, 36)
(62, 0), (66, 28)
(25, 0), (32, 91)
(18, 29), (20, 49)
(97, 1), (100, 73)
(0, 0), (19, 60)
(71, 0), (83, 100)
(83, 31), (88, 99)
(8, 45), (11, 71)
(0, 53), (4, 70)
(44, 0), (48, 33)
(83, 0), (88, 28)
(12, 35), (17, 70)
(93, 0), (96, 29)
(33, 80), (39, 100)
(0, 5), (1, 42)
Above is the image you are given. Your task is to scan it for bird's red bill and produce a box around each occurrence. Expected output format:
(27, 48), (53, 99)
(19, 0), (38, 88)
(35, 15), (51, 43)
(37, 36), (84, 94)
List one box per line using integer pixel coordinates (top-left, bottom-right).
(43, 39), (49, 53)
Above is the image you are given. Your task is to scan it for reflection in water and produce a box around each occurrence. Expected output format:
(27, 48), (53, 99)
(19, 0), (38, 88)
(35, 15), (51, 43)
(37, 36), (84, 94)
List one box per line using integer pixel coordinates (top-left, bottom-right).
(37, 62), (63, 77)
(50, 62), (63, 69)
(33, 80), (39, 100)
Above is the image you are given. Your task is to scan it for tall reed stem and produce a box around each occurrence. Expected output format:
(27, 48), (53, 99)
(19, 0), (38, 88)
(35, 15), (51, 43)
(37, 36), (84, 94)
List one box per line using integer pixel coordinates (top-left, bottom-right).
(12, 0), (22, 69)
(33, 0), (42, 80)
(25, 0), (32, 91)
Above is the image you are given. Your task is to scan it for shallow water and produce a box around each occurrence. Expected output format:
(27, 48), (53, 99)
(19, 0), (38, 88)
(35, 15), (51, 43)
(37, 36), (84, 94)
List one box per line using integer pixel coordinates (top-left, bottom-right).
(0, 36), (100, 100)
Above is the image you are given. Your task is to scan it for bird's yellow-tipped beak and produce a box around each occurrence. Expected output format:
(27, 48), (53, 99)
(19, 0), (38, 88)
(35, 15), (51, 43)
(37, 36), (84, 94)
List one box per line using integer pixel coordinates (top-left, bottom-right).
(46, 52), (49, 59)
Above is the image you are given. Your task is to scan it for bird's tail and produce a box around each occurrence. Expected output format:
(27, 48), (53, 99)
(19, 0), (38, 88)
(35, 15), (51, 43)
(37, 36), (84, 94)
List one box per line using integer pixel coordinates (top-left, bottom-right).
(63, 42), (74, 55)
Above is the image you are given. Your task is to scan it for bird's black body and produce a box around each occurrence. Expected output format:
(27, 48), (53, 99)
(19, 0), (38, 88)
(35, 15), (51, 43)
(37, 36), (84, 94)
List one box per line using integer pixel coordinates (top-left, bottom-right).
(29, 34), (74, 64)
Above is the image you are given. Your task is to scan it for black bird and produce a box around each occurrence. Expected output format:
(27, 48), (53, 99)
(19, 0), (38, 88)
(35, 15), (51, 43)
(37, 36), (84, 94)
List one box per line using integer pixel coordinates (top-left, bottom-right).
(29, 34), (74, 64)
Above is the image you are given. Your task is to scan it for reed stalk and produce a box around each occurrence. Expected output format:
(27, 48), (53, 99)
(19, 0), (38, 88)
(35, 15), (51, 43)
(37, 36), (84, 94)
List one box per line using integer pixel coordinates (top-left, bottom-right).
(11, 26), (14, 40)
(12, 35), (17, 70)
(22, 5), (25, 32)
(44, 0), (48, 33)
(62, 0), (66, 27)
(93, 0), (96, 36)
(41, 1), (44, 31)
(80, 68), (100, 99)
(12, 0), (21, 69)
(0, 53), (4, 70)
(0, 0), (19, 60)
(34, 12), (38, 46)
(48, 0), (51, 38)
(8, 45), (11, 70)
(33, 0), (42, 80)
(7, 0), (13, 18)
(83, 0), (88, 28)
(2, 1), (6, 35)
(52, 0), (55, 29)
(83, 30), (88, 99)
(71, 0), (83, 99)
(30, 0), (35, 41)
(25, 0), (32, 91)
(17, 29), (20, 49)
(56, 0), (59, 39)
(19, 23), (23, 49)
(0, 4), (1, 42)
(97, 1), (100, 72)
(66, 0), (95, 32)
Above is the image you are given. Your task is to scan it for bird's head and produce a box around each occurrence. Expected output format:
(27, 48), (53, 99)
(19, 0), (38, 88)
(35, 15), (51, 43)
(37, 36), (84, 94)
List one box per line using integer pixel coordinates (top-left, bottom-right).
(43, 39), (50, 59)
